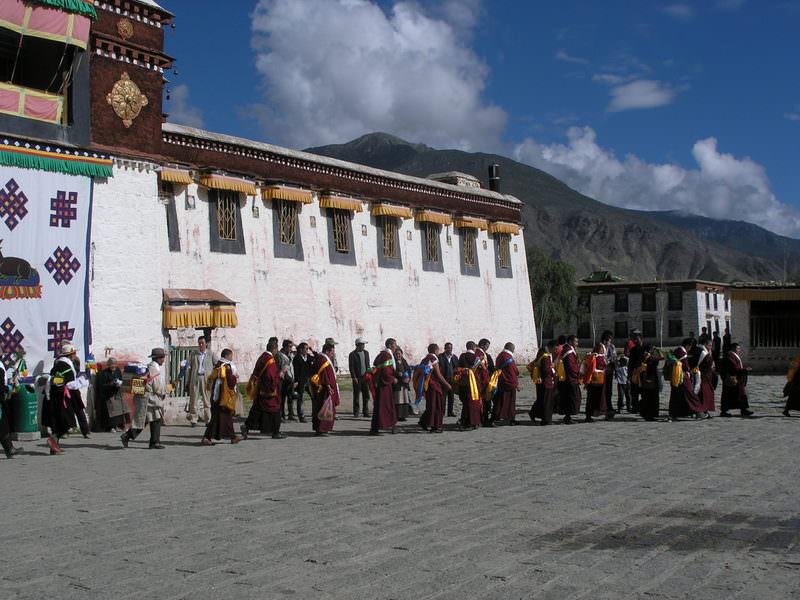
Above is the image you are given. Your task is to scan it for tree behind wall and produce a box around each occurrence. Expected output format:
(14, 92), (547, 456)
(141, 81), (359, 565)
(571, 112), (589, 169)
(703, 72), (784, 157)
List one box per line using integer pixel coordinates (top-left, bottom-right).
(527, 246), (577, 344)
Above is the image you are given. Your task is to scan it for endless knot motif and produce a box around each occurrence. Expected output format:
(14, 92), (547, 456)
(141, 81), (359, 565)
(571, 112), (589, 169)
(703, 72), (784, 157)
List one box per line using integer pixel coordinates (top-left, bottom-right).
(0, 179), (29, 231)
(50, 191), (79, 228)
(47, 321), (75, 356)
(45, 246), (81, 285)
(0, 317), (24, 368)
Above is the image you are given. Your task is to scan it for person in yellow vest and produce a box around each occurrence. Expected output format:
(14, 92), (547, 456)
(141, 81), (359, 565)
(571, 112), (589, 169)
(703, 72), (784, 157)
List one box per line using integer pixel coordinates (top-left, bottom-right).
(583, 343), (608, 422)
(202, 349), (243, 445)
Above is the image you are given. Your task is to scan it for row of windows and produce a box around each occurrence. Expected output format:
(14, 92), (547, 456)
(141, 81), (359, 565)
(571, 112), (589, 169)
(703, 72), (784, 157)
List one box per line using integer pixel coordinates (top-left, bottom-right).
(576, 318), (732, 342)
(580, 290), (730, 314)
(577, 319), (686, 340)
(162, 185), (514, 276)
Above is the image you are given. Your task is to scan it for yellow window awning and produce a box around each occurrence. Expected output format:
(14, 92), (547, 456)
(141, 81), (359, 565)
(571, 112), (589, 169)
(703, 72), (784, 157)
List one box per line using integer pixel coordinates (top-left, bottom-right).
(160, 166), (193, 185)
(415, 209), (452, 226)
(262, 184), (313, 204)
(199, 172), (257, 195)
(371, 202), (413, 219)
(320, 192), (363, 212)
(454, 216), (488, 230)
(162, 289), (239, 329)
(488, 221), (521, 235)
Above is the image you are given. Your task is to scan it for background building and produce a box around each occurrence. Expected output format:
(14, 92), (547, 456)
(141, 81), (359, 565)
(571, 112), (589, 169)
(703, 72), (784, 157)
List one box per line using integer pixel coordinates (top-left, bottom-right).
(574, 274), (730, 347)
(730, 282), (800, 373)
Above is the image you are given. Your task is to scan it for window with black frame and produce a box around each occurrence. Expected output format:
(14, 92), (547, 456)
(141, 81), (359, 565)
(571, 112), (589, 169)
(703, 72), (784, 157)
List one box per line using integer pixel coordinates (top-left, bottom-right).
(209, 189), (245, 254)
(160, 179), (180, 252)
(333, 209), (350, 253)
(668, 319), (683, 338)
(424, 223), (439, 263)
(641, 290), (656, 312)
(668, 289), (683, 311)
(277, 199), (298, 245)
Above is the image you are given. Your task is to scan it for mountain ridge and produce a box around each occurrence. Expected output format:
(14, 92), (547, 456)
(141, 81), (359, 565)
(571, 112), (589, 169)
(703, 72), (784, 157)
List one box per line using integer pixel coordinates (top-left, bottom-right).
(306, 133), (789, 283)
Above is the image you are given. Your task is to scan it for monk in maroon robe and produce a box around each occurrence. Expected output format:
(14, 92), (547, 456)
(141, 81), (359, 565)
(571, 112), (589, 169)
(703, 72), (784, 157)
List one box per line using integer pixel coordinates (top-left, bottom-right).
(242, 340), (284, 438)
(557, 335), (581, 424)
(530, 342), (555, 425)
(668, 341), (704, 419)
(584, 344), (608, 421)
(418, 344), (451, 433)
(696, 339), (716, 415)
(203, 350), (243, 445)
(474, 346), (491, 425)
(457, 341), (483, 429)
(491, 342), (520, 424)
(311, 342), (340, 434)
(637, 346), (663, 421)
(720, 343), (753, 417)
(370, 338), (398, 435)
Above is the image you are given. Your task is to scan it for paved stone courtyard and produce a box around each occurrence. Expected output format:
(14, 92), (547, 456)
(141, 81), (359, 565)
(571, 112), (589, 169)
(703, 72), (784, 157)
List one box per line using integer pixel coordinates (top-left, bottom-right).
(2, 376), (798, 599)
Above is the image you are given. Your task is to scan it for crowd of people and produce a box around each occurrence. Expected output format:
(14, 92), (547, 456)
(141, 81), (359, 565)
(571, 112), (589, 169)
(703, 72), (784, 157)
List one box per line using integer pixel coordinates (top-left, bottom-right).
(1, 329), (800, 458)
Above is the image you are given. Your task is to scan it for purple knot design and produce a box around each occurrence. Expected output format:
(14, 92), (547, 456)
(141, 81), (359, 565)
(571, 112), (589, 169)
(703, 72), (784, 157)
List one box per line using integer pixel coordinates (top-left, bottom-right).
(0, 317), (24, 368)
(50, 191), (79, 228)
(47, 321), (75, 356)
(45, 246), (81, 285)
(0, 179), (29, 231)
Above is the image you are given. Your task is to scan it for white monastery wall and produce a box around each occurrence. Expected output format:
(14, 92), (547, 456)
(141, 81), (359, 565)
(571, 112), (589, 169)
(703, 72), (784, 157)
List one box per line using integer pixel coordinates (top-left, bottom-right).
(90, 162), (537, 374)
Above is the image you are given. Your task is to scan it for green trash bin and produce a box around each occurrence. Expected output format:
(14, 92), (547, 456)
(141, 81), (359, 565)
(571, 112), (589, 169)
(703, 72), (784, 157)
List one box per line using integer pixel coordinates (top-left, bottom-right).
(11, 384), (38, 433)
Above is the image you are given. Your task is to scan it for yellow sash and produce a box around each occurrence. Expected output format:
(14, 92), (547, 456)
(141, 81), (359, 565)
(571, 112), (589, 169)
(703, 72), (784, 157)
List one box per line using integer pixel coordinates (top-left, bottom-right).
(309, 358), (332, 392)
(454, 367), (480, 402)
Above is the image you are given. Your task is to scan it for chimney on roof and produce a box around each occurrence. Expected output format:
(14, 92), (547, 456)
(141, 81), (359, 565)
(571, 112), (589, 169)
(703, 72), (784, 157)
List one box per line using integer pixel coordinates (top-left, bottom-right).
(488, 164), (500, 192)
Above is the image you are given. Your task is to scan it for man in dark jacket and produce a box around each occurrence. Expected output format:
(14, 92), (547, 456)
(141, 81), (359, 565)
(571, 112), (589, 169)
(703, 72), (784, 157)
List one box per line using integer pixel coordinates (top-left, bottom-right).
(348, 338), (371, 417)
(292, 342), (312, 423)
(438, 342), (459, 417)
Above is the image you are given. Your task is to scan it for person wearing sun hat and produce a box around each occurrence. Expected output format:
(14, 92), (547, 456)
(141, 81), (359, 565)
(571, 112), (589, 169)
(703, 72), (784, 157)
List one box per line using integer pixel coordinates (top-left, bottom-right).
(43, 342), (81, 455)
(121, 347), (168, 449)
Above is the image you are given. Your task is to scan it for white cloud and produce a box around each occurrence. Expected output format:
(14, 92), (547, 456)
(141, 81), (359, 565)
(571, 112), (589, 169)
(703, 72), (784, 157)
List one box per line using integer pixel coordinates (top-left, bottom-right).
(592, 73), (626, 85)
(248, 0), (506, 150)
(786, 113), (800, 121)
(512, 127), (800, 237)
(608, 79), (676, 111)
(662, 3), (695, 20)
(555, 49), (589, 64)
(165, 84), (204, 129)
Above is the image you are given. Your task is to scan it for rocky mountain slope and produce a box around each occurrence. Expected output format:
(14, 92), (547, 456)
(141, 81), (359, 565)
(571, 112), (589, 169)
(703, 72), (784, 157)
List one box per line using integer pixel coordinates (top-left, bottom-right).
(306, 133), (785, 283)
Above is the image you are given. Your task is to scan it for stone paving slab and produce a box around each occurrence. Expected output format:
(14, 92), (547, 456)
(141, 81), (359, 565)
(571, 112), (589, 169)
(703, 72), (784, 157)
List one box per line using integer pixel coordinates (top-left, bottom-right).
(1, 375), (798, 599)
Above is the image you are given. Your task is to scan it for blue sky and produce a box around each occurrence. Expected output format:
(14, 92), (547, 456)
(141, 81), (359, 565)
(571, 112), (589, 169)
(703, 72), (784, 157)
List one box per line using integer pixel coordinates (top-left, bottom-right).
(162, 0), (800, 237)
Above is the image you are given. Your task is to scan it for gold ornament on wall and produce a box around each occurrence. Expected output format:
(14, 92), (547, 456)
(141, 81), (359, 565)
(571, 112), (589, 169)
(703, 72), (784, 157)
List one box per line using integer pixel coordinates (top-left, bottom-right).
(117, 18), (134, 40)
(106, 72), (148, 128)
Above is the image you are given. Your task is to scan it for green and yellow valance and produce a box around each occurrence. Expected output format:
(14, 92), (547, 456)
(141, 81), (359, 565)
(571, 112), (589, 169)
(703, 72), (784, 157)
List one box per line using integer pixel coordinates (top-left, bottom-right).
(0, 138), (113, 177)
(415, 209), (452, 226)
(160, 166), (193, 185)
(320, 192), (363, 212)
(454, 216), (488, 230)
(29, 0), (97, 19)
(488, 221), (521, 235)
(199, 172), (257, 195)
(0, 0), (92, 49)
(162, 289), (239, 329)
(262, 183), (313, 204)
(371, 202), (413, 219)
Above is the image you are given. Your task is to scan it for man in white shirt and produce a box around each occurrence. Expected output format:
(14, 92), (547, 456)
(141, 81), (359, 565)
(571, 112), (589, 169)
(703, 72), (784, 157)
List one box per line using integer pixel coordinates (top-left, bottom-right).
(186, 336), (215, 426)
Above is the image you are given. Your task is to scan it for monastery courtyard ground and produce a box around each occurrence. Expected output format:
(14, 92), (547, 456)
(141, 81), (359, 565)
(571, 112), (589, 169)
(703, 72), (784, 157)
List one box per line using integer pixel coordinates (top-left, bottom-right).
(1, 376), (798, 599)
